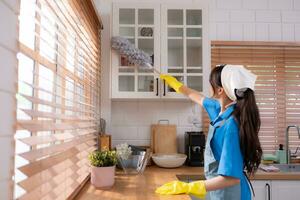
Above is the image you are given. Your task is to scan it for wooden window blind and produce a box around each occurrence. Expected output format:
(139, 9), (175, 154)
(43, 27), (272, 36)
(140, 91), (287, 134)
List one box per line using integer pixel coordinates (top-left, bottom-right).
(15, 0), (102, 199)
(204, 41), (300, 154)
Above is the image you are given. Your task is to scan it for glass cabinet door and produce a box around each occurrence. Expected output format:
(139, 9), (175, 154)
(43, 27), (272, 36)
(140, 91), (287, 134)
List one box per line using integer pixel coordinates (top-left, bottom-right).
(112, 4), (160, 98)
(162, 7), (203, 98)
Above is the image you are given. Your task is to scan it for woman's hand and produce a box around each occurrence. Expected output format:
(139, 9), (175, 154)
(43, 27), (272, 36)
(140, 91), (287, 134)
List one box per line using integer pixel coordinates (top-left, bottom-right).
(159, 74), (183, 93)
(155, 180), (206, 199)
(156, 175), (239, 198)
(159, 74), (205, 106)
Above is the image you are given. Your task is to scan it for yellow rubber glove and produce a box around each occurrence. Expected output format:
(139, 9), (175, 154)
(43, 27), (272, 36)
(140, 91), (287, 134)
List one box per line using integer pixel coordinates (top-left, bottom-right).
(155, 180), (206, 199)
(160, 74), (183, 93)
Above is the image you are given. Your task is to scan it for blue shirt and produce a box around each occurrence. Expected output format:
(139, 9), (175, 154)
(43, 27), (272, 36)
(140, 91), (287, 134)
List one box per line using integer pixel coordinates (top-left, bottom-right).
(203, 97), (251, 200)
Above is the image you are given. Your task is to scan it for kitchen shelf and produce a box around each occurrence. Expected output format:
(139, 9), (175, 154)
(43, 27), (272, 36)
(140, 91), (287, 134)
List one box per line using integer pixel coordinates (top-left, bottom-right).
(168, 36), (184, 39)
(119, 24), (135, 27)
(138, 36), (154, 39)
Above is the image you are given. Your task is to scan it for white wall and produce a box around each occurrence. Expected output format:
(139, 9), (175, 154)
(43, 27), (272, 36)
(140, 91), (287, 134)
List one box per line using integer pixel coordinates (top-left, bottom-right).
(0, 0), (19, 199)
(210, 0), (300, 41)
(93, 0), (300, 153)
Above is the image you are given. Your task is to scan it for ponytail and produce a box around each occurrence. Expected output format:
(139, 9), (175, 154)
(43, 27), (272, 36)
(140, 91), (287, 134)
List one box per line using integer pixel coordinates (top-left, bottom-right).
(210, 65), (262, 174)
(233, 88), (262, 174)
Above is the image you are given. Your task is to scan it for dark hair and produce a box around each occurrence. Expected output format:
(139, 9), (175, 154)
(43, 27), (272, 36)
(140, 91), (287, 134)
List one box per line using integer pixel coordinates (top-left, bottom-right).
(209, 65), (262, 174)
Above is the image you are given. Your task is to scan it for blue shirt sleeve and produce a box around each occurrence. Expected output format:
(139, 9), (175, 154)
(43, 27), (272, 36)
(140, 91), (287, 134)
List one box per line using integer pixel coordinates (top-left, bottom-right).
(217, 119), (244, 179)
(202, 97), (221, 122)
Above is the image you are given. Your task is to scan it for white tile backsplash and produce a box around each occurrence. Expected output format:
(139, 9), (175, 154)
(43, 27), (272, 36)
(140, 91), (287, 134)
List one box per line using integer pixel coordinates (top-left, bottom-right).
(111, 126), (138, 140)
(209, 23), (217, 40)
(269, 0), (293, 10)
(255, 11), (281, 23)
(243, 23), (256, 40)
(112, 139), (150, 147)
(216, 23), (230, 40)
(212, 10), (230, 22)
(137, 112), (157, 126)
(282, 11), (300, 22)
(137, 101), (164, 113)
(163, 101), (193, 114)
(295, 24), (300, 40)
(282, 24), (295, 41)
(230, 10), (255, 22)
(137, 126), (151, 140)
(230, 23), (244, 40)
(209, 0), (300, 41)
(255, 23), (269, 41)
(110, 100), (200, 150)
(155, 112), (179, 125)
(216, 0), (242, 9)
(295, 0), (300, 10)
(111, 101), (139, 113)
(269, 23), (282, 41)
(242, 0), (268, 10)
(178, 114), (194, 127)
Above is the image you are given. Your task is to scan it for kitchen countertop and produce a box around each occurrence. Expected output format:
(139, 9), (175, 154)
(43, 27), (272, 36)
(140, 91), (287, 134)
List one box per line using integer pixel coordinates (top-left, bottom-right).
(75, 166), (300, 200)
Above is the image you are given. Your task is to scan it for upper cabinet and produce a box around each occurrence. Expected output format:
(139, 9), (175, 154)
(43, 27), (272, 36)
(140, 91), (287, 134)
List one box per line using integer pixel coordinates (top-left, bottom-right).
(111, 2), (209, 99)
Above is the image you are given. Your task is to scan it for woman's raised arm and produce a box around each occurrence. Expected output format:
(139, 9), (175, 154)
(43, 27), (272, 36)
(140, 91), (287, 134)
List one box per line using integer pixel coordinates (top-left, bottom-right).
(160, 74), (206, 106)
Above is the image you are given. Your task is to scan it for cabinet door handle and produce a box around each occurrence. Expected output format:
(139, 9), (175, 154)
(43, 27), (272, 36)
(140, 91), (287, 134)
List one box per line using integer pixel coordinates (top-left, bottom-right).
(156, 78), (159, 96)
(265, 183), (271, 200)
(163, 80), (166, 96)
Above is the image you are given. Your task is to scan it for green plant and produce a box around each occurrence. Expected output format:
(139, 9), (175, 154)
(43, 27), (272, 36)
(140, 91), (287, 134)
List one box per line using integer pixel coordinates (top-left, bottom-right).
(88, 150), (117, 167)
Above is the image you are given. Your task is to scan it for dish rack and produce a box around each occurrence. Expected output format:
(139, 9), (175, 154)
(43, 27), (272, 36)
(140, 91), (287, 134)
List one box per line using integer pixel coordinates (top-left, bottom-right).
(117, 146), (151, 174)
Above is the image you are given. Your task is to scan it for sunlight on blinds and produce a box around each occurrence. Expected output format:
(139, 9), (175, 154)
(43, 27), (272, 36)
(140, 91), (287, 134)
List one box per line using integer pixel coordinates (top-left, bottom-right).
(15, 0), (102, 199)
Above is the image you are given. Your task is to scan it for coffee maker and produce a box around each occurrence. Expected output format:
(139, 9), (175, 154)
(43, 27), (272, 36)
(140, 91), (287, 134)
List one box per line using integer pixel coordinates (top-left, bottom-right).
(185, 131), (205, 166)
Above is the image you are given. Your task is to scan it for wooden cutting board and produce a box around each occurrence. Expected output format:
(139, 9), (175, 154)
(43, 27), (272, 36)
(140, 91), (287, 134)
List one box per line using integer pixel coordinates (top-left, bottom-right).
(98, 134), (111, 151)
(151, 120), (177, 154)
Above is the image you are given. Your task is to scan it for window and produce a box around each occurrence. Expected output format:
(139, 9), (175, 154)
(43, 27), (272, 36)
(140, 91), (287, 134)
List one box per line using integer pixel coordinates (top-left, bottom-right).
(203, 41), (300, 154)
(15, 0), (102, 199)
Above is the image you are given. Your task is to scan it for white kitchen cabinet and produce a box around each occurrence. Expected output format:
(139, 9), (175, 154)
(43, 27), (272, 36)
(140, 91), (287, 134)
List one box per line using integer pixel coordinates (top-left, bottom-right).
(271, 181), (300, 200)
(111, 2), (209, 99)
(251, 180), (272, 200)
(160, 4), (209, 98)
(251, 180), (300, 200)
(112, 3), (161, 98)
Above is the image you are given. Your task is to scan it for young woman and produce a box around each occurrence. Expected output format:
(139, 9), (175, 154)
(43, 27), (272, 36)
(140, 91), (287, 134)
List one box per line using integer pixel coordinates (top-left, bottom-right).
(156, 64), (262, 200)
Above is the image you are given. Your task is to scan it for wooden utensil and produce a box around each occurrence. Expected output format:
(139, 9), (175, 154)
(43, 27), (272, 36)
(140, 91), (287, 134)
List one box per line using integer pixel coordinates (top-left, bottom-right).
(98, 134), (111, 151)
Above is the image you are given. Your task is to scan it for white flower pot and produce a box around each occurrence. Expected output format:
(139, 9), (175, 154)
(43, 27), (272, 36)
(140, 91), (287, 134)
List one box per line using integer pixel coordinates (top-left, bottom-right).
(90, 165), (115, 188)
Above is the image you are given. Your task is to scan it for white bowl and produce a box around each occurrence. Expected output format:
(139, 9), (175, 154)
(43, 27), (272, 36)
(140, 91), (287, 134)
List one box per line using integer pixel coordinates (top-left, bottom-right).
(152, 153), (187, 168)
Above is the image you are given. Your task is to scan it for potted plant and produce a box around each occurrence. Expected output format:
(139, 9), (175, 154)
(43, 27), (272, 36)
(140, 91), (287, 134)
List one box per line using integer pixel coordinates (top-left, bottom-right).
(88, 150), (117, 188)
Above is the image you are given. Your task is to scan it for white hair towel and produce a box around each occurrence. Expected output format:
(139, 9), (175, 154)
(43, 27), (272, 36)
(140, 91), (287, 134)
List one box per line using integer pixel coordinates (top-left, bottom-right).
(221, 65), (257, 101)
